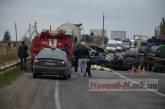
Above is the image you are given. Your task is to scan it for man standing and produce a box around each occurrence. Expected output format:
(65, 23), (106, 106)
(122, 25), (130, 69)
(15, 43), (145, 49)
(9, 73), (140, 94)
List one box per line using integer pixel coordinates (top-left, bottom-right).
(62, 44), (69, 57)
(18, 41), (29, 70)
(74, 42), (90, 76)
(73, 43), (79, 72)
(85, 59), (92, 77)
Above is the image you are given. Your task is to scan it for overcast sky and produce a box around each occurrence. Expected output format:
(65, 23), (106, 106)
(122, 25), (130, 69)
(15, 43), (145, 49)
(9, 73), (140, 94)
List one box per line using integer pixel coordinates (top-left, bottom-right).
(0, 0), (164, 40)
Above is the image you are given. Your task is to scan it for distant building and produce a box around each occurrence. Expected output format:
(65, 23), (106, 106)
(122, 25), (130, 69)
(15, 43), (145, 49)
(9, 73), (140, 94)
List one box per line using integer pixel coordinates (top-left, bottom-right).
(111, 31), (126, 41)
(90, 29), (107, 37)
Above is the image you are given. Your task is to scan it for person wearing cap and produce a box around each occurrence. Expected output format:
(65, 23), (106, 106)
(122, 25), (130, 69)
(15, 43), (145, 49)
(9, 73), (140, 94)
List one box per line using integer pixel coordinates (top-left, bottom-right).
(74, 41), (90, 76)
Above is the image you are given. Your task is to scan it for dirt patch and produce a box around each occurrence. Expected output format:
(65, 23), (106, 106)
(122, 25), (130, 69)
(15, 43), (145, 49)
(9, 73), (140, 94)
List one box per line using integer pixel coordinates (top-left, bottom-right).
(0, 73), (41, 109)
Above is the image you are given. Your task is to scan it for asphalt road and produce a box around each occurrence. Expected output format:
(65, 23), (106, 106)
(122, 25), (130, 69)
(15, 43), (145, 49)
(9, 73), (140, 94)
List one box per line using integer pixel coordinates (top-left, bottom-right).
(0, 68), (165, 109)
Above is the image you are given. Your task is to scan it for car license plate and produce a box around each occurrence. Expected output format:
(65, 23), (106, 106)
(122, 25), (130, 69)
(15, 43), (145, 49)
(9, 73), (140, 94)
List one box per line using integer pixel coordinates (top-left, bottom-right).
(44, 62), (55, 66)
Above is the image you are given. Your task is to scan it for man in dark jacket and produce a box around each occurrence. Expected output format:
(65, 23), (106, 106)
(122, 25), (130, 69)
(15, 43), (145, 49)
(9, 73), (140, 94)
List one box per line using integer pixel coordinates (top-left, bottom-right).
(62, 44), (69, 57)
(18, 41), (29, 70)
(74, 42), (90, 76)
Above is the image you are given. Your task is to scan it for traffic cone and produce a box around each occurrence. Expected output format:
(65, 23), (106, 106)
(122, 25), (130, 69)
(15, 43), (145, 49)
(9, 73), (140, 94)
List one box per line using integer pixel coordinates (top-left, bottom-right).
(138, 65), (141, 72)
(130, 65), (136, 76)
(141, 65), (145, 74)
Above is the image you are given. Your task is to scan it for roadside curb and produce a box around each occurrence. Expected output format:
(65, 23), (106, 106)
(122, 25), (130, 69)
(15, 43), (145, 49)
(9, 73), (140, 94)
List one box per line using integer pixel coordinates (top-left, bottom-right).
(0, 57), (31, 75)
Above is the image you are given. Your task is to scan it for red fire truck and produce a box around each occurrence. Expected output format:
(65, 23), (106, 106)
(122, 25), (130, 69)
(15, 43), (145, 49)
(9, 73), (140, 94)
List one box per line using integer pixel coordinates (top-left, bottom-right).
(31, 30), (73, 64)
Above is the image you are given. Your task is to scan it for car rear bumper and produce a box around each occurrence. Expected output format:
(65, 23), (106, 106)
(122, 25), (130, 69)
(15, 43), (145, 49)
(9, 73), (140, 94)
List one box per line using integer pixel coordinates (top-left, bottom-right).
(116, 49), (123, 51)
(105, 49), (116, 53)
(33, 65), (67, 75)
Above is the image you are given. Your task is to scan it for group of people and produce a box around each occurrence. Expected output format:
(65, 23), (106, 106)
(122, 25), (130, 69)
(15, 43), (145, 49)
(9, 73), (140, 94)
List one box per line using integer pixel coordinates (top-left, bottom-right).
(55, 41), (92, 77)
(17, 41), (92, 77)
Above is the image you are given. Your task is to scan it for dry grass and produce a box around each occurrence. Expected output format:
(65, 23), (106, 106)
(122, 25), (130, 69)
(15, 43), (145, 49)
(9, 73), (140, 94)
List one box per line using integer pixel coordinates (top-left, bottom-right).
(0, 67), (23, 88)
(0, 45), (19, 67)
(0, 53), (19, 67)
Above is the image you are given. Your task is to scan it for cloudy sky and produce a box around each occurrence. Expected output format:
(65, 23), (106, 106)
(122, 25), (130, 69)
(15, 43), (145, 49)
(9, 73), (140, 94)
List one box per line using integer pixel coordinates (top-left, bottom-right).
(0, 0), (164, 40)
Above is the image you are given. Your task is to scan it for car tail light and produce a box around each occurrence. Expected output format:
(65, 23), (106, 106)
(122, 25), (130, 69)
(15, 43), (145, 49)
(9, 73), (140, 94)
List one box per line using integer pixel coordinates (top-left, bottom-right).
(61, 61), (65, 64)
(155, 60), (160, 64)
(56, 60), (65, 65)
(33, 54), (37, 58)
(34, 59), (42, 64)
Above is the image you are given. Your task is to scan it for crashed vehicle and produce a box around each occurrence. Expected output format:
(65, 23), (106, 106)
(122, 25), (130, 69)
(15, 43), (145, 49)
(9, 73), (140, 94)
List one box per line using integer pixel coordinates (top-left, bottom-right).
(91, 53), (106, 66)
(90, 45), (105, 55)
(105, 54), (124, 70)
(104, 48), (138, 70)
(123, 48), (139, 70)
(105, 44), (116, 53)
(116, 44), (123, 52)
(89, 46), (107, 66)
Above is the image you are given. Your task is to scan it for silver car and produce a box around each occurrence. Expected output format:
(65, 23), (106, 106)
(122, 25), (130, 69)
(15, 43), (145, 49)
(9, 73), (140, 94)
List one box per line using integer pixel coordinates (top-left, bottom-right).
(105, 44), (116, 53)
(33, 48), (71, 80)
(116, 44), (123, 51)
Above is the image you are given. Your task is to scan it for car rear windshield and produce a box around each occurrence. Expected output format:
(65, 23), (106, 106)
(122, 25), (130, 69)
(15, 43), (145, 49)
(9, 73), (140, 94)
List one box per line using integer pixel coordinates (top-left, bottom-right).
(141, 42), (147, 46)
(108, 44), (116, 47)
(37, 49), (66, 60)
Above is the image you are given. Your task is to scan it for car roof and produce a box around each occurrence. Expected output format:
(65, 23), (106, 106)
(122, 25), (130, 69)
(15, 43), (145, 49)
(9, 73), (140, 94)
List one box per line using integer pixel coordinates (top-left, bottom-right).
(36, 48), (66, 60)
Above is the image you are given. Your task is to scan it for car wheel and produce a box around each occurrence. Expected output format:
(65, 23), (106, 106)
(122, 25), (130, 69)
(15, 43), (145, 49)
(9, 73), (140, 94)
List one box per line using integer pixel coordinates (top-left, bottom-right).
(33, 73), (38, 78)
(99, 61), (105, 67)
(68, 75), (71, 78)
(63, 75), (68, 80)
(147, 63), (153, 71)
(151, 65), (156, 72)
(31, 61), (33, 72)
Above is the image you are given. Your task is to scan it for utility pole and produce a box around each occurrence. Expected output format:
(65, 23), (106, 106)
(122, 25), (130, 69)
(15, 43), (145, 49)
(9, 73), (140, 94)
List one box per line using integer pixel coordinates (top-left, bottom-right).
(102, 13), (105, 48)
(29, 23), (31, 37)
(15, 22), (18, 42)
(50, 25), (52, 31)
(34, 20), (38, 36)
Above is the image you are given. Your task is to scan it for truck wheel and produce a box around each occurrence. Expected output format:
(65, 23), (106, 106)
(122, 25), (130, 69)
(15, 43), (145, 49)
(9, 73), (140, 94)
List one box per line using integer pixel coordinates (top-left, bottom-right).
(31, 61), (33, 72)
(151, 66), (156, 72)
(147, 63), (152, 71)
(68, 75), (71, 78)
(99, 61), (105, 67)
(63, 75), (68, 80)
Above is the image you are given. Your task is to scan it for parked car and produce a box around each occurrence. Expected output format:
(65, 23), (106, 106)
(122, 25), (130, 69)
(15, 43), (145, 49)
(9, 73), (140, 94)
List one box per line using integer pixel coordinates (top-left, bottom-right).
(138, 41), (148, 54)
(105, 44), (116, 53)
(116, 44), (123, 51)
(123, 41), (131, 50)
(33, 48), (71, 80)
